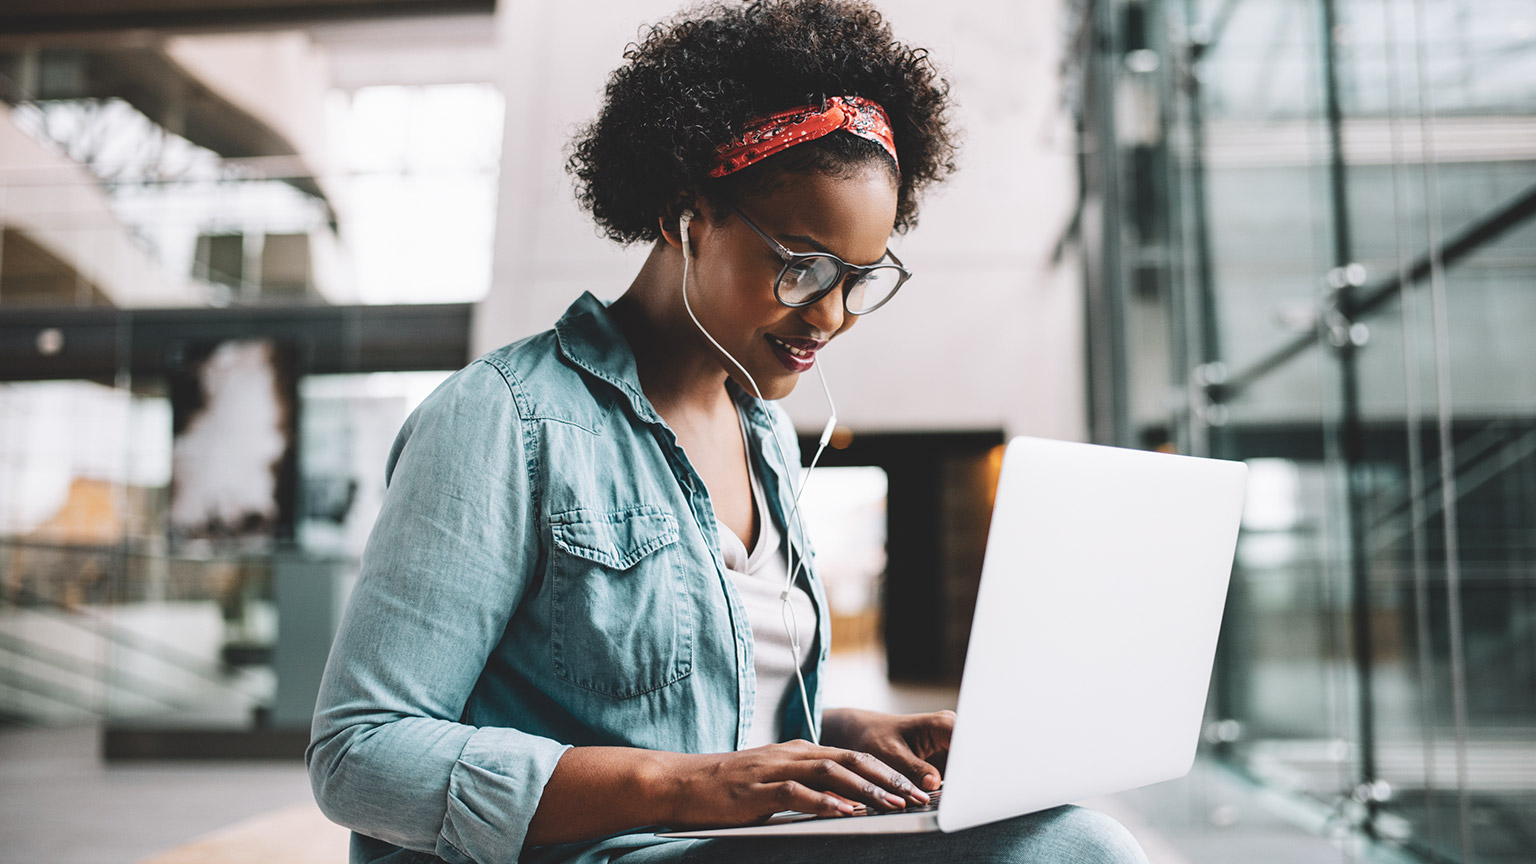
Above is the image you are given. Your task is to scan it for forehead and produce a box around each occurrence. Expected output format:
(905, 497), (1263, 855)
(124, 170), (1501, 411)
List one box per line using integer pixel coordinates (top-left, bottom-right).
(733, 167), (899, 265)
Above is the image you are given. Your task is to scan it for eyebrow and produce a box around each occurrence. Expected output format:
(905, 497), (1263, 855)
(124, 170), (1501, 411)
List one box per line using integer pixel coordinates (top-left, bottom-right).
(778, 232), (892, 266)
(778, 232), (835, 255)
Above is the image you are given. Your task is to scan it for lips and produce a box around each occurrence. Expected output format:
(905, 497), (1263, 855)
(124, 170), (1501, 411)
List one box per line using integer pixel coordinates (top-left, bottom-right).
(765, 334), (825, 372)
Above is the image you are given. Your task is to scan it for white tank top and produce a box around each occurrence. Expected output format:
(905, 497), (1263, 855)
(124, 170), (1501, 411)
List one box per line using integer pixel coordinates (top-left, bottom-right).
(716, 421), (818, 749)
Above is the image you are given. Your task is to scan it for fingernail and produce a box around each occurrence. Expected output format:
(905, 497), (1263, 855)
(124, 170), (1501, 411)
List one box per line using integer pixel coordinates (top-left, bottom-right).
(924, 774), (940, 791)
(885, 793), (904, 808)
(837, 800), (856, 813)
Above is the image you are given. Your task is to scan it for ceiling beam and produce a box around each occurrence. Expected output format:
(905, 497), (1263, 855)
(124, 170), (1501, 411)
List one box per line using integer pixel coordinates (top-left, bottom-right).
(0, 1), (494, 36)
(0, 303), (473, 380)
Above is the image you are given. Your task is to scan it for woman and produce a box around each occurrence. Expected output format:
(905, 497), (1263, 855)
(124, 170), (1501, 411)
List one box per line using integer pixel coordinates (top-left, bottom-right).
(308, 2), (1149, 863)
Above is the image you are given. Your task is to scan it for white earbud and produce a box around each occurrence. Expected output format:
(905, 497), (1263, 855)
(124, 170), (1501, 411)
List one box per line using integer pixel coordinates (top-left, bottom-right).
(679, 209), (696, 260)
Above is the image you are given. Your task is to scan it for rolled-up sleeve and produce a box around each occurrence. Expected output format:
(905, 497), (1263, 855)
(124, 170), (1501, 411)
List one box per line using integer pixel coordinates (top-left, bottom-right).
(306, 360), (569, 864)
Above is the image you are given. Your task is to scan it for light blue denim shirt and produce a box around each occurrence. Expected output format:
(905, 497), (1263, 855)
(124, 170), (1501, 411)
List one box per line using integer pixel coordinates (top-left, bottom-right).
(308, 292), (829, 864)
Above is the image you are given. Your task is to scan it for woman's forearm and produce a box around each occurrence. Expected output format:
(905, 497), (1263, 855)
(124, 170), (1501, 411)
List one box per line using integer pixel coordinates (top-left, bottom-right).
(525, 746), (681, 847)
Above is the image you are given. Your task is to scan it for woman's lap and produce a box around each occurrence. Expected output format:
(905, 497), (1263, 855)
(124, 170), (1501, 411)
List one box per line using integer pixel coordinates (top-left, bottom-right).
(610, 806), (1149, 864)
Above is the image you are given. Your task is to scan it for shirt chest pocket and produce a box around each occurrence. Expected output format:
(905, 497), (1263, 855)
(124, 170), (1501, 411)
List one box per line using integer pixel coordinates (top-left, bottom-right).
(547, 505), (694, 698)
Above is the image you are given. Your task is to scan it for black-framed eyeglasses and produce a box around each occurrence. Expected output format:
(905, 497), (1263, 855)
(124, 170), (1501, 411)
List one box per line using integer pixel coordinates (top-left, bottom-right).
(727, 204), (912, 315)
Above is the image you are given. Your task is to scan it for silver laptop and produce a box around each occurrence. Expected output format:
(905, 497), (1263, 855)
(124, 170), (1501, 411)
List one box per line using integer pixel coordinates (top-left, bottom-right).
(660, 435), (1248, 837)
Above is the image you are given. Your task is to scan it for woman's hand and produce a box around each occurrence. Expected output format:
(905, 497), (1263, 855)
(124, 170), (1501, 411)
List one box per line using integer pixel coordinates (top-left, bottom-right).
(819, 707), (956, 793)
(659, 739), (931, 829)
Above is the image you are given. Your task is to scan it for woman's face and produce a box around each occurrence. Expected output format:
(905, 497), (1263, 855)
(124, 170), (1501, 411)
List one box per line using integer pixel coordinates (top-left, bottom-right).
(684, 165), (900, 400)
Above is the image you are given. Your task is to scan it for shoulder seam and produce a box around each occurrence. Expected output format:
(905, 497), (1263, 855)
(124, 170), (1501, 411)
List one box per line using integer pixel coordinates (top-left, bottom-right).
(476, 356), (531, 422)
(479, 350), (607, 435)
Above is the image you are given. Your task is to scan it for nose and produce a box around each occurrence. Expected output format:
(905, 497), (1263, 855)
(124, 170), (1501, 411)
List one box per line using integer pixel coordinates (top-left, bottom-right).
(799, 279), (848, 335)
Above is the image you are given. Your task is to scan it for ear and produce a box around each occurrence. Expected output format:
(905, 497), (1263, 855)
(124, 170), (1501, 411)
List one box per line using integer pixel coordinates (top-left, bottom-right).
(657, 213), (686, 250)
(657, 195), (703, 250)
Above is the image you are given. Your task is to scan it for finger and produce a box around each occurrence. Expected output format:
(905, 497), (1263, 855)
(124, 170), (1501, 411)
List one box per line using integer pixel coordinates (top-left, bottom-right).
(889, 744), (943, 793)
(842, 747), (932, 803)
(767, 780), (858, 818)
(793, 755), (915, 811)
(911, 711), (956, 789)
(827, 750), (930, 806)
(908, 710), (956, 751)
(811, 753), (915, 805)
(928, 709), (957, 745)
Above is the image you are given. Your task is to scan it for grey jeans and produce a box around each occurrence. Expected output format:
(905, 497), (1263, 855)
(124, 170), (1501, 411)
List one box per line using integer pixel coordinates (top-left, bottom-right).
(606, 806), (1150, 864)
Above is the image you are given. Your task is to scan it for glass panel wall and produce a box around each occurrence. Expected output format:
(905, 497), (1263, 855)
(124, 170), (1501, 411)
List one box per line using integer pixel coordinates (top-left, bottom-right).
(1080, 0), (1536, 860)
(0, 371), (449, 734)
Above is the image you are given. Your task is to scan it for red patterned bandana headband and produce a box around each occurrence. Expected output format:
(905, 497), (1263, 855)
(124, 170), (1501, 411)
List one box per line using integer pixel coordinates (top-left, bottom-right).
(709, 95), (899, 178)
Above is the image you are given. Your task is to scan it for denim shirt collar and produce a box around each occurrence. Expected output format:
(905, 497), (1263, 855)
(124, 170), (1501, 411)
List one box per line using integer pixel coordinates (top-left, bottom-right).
(552, 292), (664, 426)
(551, 291), (812, 572)
(552, 291), (787, 440)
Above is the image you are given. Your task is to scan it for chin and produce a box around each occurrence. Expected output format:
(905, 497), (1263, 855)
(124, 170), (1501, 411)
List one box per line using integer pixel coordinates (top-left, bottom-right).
(732, 368), (799, 401)
(762, 377), (799, 401)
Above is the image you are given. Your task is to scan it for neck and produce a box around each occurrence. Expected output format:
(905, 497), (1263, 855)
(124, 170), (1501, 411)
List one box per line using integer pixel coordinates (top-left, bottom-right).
(610, 241), (736, 421)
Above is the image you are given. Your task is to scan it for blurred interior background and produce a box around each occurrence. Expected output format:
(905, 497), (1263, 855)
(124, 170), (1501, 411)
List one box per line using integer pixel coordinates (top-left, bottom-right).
(0, 0), (1532, 862)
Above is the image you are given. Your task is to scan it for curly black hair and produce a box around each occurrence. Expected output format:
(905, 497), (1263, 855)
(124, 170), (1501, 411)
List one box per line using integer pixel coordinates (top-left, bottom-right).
(567, 0), (957, 245)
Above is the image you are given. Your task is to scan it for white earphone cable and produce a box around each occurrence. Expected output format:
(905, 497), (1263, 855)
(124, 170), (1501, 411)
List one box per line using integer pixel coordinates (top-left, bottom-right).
(680, 212), (834, 743)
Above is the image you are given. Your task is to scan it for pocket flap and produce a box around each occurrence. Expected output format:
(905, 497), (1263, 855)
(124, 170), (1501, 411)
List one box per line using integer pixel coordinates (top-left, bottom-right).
(550, 506), (679, 570)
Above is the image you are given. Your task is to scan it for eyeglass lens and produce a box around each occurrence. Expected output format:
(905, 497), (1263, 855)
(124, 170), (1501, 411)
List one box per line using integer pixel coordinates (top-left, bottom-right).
(778, 256), (904, 314)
